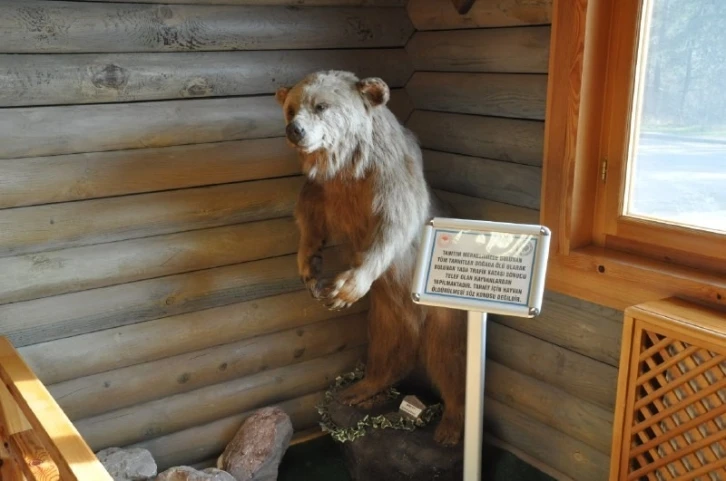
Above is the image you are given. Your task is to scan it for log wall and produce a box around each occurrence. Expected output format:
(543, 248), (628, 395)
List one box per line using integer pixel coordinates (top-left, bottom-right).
(405, 1), (619, 480)
(1, 0), (413, 471)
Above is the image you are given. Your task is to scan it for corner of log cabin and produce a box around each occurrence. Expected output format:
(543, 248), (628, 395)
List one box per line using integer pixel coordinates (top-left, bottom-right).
(0, 0), (667, 479)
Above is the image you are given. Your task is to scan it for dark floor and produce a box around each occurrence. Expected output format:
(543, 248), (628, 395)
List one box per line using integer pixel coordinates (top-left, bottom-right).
(278, 435), (556, 481)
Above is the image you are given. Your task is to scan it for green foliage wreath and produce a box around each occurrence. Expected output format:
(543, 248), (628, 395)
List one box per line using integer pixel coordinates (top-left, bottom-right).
(316, 364), (443, 443)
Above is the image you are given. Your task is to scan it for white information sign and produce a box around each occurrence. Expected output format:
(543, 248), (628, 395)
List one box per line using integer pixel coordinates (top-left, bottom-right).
(411, 218), (551, 318)
(410, 217), (550, 481)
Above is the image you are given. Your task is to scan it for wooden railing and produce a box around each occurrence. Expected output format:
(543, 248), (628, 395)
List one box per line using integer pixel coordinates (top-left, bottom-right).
(0, 337), (112, 480)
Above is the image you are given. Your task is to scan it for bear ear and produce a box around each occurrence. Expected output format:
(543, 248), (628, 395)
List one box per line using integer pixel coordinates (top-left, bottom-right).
(275, 87), (290, 106)
(356, 77), (390, 107)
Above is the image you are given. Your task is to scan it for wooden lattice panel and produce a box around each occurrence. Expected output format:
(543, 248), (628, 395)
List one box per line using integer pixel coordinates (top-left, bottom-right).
(610, 298), (726, 481)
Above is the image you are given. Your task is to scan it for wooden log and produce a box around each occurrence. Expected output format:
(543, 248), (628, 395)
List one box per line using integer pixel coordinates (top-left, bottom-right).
(76, 347), (364, 450)
(483, 434), (575, 481)
(486, 361), (613, 454)
(0, 248), (350, 348)
(423, 150), (542, 209)
(434, 190), (540, 224)
(0, 2), (413, 53)
(485, 398), (610, 481)
(51, 314), (368, 420)
(486, 322), (618, 410)
(0, 89), (410, 160)
(0, 218), (302, 306)
(407, 0), (552, 30)
(19, 290), (369, 386)
(492, 291), (624, 367)
(408, 111), (544, 166)
(406, 72), (548, 120)
(0, 176), (303, 258)
(0, 49), (412, 107)
(131, 391), (325, 471)
(0, 137), (298, 210)
(71, 0), (405, 4)
(406, 26), (551, 73)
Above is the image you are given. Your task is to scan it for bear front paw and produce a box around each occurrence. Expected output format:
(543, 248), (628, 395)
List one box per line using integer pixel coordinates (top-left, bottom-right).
(320, 269), (371, 310)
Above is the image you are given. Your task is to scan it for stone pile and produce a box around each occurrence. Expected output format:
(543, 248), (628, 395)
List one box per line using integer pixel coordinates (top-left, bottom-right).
(95, 407), (294, 481)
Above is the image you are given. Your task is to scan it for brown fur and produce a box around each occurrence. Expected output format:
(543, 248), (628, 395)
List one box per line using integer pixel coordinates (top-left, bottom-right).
(277, 70), (466, 445)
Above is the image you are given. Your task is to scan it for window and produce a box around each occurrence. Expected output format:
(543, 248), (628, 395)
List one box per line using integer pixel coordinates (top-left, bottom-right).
(541, 0), (726, 311)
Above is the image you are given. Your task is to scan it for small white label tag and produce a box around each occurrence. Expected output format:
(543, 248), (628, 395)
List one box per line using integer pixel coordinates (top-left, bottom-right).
(399, 395), (426, 420)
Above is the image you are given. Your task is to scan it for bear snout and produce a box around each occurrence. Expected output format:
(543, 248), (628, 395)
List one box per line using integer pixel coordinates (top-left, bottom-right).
(285, 122), (305, 145)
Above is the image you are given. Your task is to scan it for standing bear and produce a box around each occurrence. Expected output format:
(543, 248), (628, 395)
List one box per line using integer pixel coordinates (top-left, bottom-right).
(275, 70), (466, 445)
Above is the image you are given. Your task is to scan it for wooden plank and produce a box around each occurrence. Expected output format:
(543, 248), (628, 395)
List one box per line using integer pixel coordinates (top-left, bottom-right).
(0, 2), (413, 53)
(487, 322), (618, 410)
(407, 0), (552, 30)
(0, 248), (348, 348)
(492, 290), (624, 367)
(408, 111), (544, 166)
(485, 397), (610, 481)
(0, 438), (27, 481)
(51, 314), (368, 420)
(484, 434), (575, 481)
(0, 137), (298, 210)
(406, 72), (548, 120)
(19, 290), (368, 386)
(0, 176), (302, 258)
(0, 96), (280, 160)
(131, 390), (325, 471)
(0, 89), (410, 160)
(0, 49), (412, 107)
(423, 149), (542, 209)
(76, 348), (364, 451)
(486, 361), (613, 454)
(406, 26), (551, 73)
(71, 0), (405, 4)
(0, 337), (113, 480)
(434, 190), (540, 224)
(9, 429), (60, 481)
(0, 217), (300, 305)
(0, 378), (32, 436)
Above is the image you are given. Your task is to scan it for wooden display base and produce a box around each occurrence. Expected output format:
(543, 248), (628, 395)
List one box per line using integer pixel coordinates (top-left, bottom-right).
(324, 390), (463, 481)
(0, 336), (113, 480)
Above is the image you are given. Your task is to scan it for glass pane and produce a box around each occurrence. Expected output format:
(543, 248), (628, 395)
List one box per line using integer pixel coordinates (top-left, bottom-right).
(624, 0), (726, 234)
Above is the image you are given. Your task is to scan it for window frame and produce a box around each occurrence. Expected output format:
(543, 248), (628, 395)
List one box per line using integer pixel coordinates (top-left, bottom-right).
(541, 0), (726, 311)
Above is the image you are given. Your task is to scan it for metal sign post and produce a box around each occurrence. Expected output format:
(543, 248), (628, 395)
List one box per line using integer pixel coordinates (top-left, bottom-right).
(411, 217), (551, 481)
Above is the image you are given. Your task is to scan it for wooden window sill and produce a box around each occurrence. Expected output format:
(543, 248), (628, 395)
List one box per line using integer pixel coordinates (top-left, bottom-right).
(546, 246), (726, 312)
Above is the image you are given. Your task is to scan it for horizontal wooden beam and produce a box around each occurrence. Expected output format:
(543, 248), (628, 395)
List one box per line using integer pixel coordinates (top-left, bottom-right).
(485, 397), (609, 481)
(0, 49), (412, 107)
(487, 322), (618, 410)
(406, 26), (551, 73)
(408, 111), (544, 166)
(423, 150), (541, 209)
(0, 176), (303, 258)
(51, 314), (367, 420)
(486, 361), (613, 454)
(407, 0), (552, 30)
(0, 217), (301, 305)
(0, 90), (410, 160)
(0, 248), (349, 347)
(69, 0), (405, 4)
(76, 348), (364, 450)
(406, 72), (548, 120)
(492, 291), (624, 367)
(131, 390), (325, 471)
(0, 2), (413, 53)
(0, 137), (298, 210)
(434, 190), (540, 224)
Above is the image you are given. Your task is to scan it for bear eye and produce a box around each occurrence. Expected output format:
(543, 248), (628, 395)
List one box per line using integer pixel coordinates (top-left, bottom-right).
(314, 103), (328, 114)
(286, 106), (295, 119)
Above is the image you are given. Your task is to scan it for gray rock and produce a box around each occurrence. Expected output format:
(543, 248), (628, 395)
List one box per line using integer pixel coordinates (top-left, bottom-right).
(156, 466), (236, 481)
(216, 406), (293, 481)
(96, 447), (157, 481)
